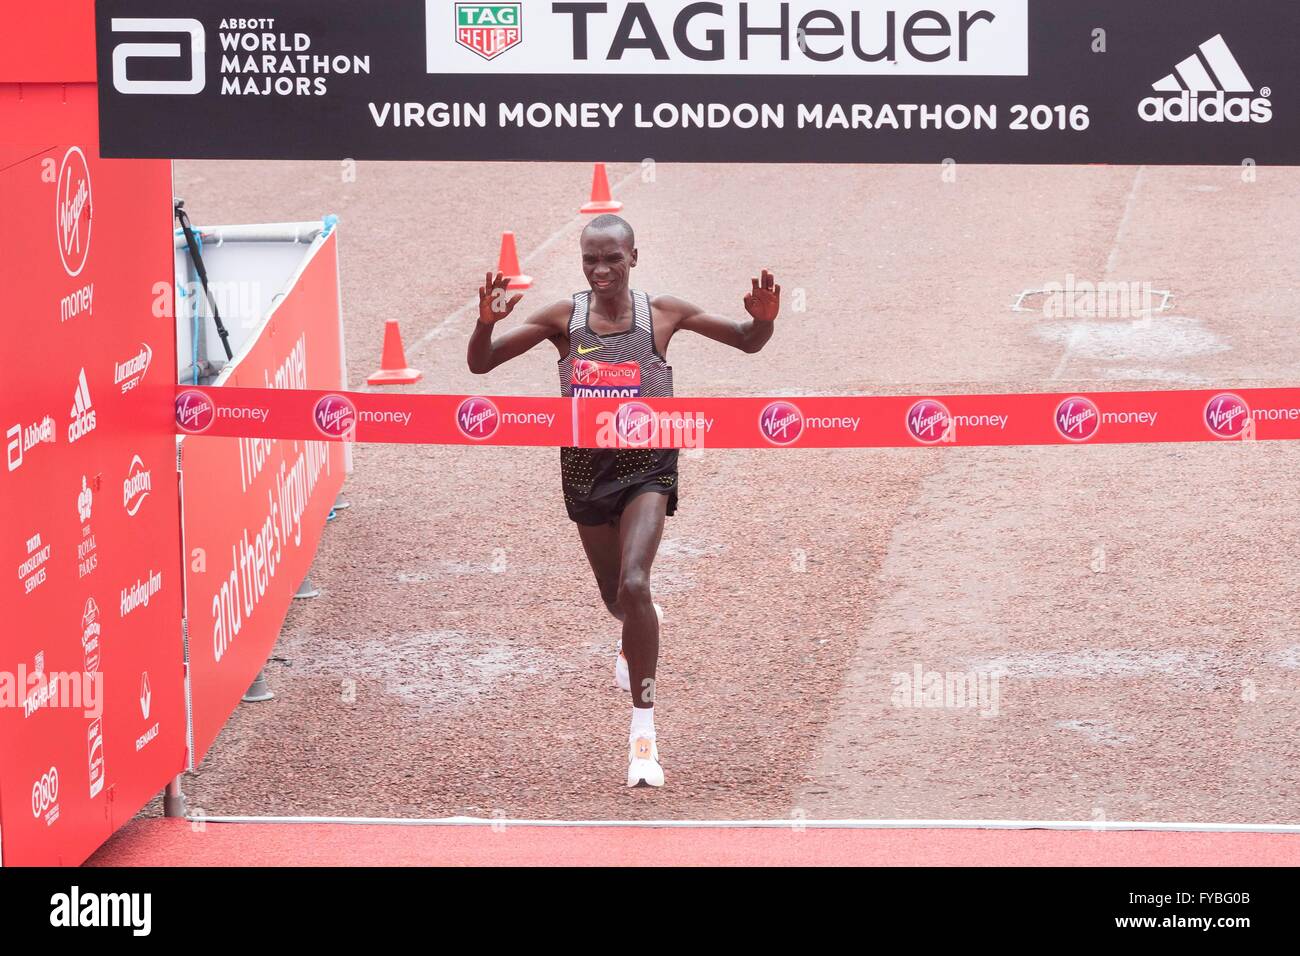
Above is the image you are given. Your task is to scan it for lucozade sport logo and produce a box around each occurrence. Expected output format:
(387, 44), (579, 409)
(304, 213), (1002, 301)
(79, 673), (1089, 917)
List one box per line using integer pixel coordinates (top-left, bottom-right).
(56, 147), (93, 277)
(1140, 34), (1272, 124)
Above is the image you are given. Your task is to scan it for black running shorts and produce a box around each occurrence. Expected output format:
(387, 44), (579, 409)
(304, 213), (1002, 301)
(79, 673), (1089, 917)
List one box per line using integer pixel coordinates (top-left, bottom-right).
(560, 447), (679, 526)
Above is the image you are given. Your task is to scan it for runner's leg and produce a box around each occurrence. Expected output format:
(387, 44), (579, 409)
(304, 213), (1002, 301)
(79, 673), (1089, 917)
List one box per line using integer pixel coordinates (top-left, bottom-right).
(577, 521), (625, 621)
(617, 491), (668, 707)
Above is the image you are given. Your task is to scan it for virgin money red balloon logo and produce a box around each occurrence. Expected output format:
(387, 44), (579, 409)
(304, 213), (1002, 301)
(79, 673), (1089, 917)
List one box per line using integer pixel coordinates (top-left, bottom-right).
(313, 394), (357, 438)
(1204, 393), (1250, 439)
(906, 400), (952, 444)
(174, 389), (215, 434)
(1054, 396), (1100, 442)
(457, 396), (500, 440)
(758, 401), (803, 446)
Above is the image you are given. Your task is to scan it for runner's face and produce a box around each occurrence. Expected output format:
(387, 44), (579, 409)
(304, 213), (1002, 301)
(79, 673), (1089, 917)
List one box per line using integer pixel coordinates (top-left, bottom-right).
(581, 229), (636, 297)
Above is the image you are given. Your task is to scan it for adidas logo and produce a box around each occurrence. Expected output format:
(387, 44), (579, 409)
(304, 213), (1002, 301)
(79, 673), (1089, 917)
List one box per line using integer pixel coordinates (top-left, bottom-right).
(68, 368), (97, 443)
(1139, 34), (1272, 124)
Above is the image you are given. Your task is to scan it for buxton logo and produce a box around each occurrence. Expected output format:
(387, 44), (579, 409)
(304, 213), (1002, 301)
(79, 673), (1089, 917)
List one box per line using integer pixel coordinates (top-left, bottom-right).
(455, 3), (522, 60)
(906, 399), (952, 444)
(174, 389), (215, 433)
(313, 394), (358, 438)
(758, 401), (804, 446)
(124, 455), (152, 516)
(56, 147), (93, 278)
(1140, 34), (1271, 124)
(615, 402), (658, 446)
(1204, 392), (1251, 439)
(1054, 396), (1100, 442)
(457, 396), (501, 440)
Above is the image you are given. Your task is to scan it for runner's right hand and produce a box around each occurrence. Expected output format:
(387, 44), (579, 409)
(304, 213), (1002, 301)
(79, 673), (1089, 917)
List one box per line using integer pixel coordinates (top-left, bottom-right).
(478, 272), (523, 325)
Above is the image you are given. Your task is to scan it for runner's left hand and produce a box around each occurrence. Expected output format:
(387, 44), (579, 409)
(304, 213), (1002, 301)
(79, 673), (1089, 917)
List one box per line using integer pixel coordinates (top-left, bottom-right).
(744, 269), (780, 322)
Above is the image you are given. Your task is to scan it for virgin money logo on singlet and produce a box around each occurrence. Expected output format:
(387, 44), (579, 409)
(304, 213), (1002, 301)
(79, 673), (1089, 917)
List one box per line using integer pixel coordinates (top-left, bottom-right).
(614, 402), (658, 446)
(174, 389), (215, 433)
(313, 394), (357, 438)
(571, 359), (642, 397)
(457, 396), (500, 440)
(1054, 396), (1100, 442)
(1204, 392), (1250, 438)
(759, 401), (804, 446)
(906, 399), (952, 444)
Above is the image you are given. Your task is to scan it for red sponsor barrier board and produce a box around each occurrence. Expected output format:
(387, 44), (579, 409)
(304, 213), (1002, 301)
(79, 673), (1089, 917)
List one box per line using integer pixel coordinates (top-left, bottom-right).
(0, 137), (185, 863)
(179, 233), (346, 765)
(176, 386), (1300, 449)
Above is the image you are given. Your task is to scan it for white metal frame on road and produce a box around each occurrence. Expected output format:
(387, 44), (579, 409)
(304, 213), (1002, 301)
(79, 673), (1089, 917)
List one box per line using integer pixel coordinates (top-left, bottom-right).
(185, 815), (1300, 833)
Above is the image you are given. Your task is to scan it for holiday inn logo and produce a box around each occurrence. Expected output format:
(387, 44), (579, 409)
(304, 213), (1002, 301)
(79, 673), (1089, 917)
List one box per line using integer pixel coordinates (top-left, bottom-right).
(455, 3), (523, 61)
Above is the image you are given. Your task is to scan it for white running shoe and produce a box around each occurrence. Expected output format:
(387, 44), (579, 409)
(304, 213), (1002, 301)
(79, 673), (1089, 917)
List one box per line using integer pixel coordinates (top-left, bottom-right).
(627, 735), (665, 788)
(614, 603), (662, 692)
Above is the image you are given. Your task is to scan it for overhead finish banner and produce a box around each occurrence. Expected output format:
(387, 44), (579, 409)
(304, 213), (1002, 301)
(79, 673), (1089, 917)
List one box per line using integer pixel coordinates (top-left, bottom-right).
(96, 0), (1299, 164)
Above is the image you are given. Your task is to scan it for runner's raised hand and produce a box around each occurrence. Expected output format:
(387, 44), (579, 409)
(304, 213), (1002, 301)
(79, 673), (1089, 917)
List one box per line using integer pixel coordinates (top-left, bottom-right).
(744, 269), (781, 322)
(478, 271), (523, 325)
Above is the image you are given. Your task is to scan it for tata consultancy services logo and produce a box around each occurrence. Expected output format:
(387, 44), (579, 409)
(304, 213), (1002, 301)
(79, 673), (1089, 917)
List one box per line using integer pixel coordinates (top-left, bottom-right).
(455, 3), (522, 60)
(56, 147), (92, 278)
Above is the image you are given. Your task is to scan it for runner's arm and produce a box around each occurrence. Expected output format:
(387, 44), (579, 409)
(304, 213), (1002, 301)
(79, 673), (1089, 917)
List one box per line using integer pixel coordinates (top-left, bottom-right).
(467, 275), (568, 373)
(658, 270), (780, 354)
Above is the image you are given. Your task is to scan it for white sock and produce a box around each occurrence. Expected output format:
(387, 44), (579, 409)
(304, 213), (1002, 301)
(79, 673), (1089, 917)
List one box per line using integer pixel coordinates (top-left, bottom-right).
(630, 706), (655, 740)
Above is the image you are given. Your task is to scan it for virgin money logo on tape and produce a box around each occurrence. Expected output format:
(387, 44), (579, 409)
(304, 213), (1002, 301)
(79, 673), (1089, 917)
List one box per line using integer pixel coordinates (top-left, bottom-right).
(906, 399), (953, 444)
(615, 402), (658, 447)
(428, 1), (1029, 75)
(56, 147), (93, 277)
(175, 389), (215, 433)
(313, 394), (357, 438)
(1140, 34), (1271, 124)
(759, 401), (804, 446)
(124, 455), (152, 516)
(455, 3), (522, 60)
(1054, 396), (1100, 442)
(1204, 392), (1251, 439)
(457, 396), (500, 440)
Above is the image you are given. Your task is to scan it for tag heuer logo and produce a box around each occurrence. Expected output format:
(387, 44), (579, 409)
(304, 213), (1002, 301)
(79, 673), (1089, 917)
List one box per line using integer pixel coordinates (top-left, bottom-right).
(456, 3), (522, 61)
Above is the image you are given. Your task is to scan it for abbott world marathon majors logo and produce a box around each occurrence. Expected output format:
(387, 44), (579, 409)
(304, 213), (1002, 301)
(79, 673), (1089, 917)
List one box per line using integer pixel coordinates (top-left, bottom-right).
(1054, 396), (1101, 442)
(1204, 392), (1251, 439)
(174, 388), (216, 433)
(1140, 34), (1272, 124)
(457, 396), (501, 440)
(313, 394), (357, 439)
(56, 147), (93, 278)
(428, 1), (1030, 75)
(906, 399), (953, 444)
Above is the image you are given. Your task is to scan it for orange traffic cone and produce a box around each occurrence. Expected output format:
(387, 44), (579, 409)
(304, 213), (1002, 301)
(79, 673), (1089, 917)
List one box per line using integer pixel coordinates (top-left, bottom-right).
(497, 231), (532, 289)
(580, 163), (623, 214)
(366, 319), (422, 386)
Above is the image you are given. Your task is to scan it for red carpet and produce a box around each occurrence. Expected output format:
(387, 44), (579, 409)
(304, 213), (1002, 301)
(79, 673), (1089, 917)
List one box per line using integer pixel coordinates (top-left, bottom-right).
(84, 820), (1300, 867)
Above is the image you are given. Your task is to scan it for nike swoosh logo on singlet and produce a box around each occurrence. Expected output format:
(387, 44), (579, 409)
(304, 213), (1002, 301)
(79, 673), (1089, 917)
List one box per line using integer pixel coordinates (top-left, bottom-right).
(576, 344), (603, 354)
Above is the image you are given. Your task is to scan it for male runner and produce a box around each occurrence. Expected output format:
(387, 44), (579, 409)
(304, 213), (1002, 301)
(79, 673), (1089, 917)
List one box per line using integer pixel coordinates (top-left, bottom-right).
(468, 214), (779, 787)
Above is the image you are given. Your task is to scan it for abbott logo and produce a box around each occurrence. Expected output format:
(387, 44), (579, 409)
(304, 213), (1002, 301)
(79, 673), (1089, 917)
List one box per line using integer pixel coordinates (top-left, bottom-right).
(112, 18), (206, 95)
(1140, 34), (1271, 124)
